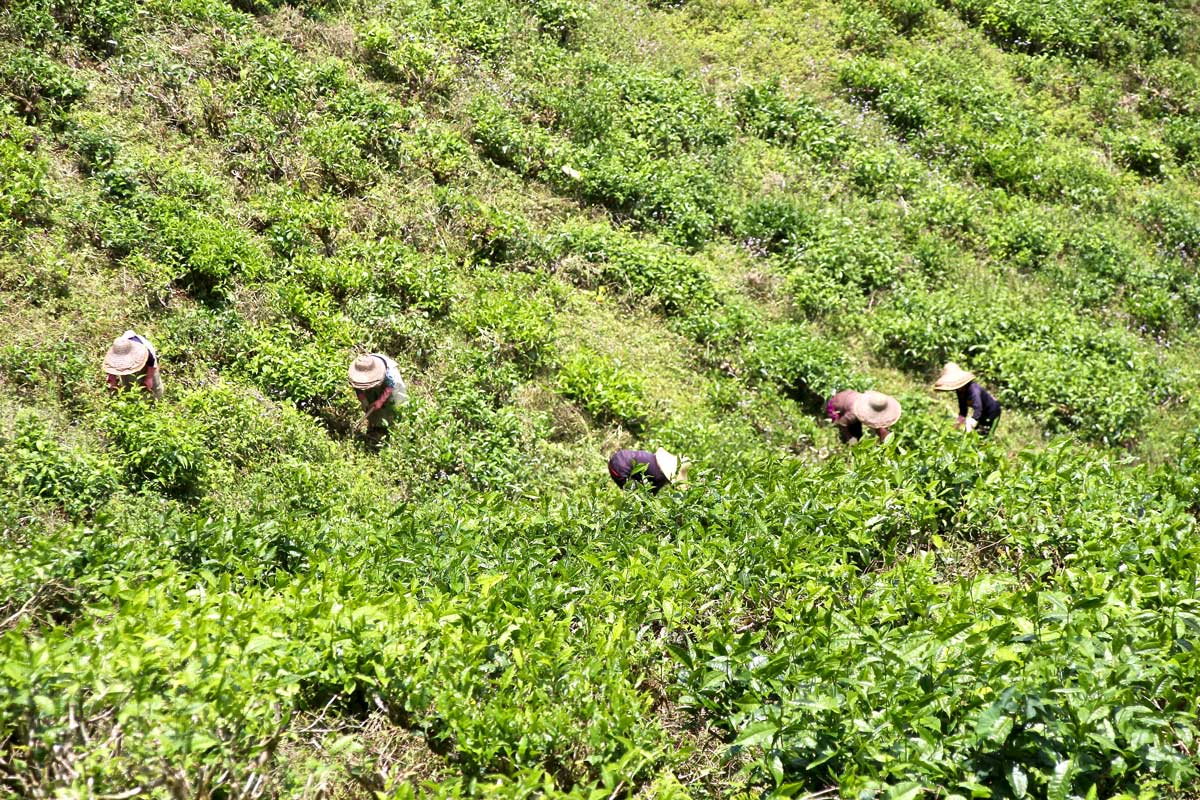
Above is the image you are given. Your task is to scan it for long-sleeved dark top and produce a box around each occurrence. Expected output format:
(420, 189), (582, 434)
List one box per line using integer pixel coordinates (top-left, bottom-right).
(957, 381), (1001, 421)
(608, 449), (669, 491)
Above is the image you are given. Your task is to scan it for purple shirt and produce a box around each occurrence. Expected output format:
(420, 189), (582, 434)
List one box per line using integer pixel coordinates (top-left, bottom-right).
(608, 450), (669, 491)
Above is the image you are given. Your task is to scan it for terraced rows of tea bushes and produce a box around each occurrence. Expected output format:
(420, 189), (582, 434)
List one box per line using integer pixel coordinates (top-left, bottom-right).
(5, 0), (1200, 795)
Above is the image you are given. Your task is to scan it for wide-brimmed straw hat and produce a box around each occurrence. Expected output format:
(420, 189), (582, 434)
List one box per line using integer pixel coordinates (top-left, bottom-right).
(655, 448), (690, 484)
(348, 354), (387, 389)
(103, 332), (149, 376)
(934, 362), (974, 391)
(853, 391), (902, 428)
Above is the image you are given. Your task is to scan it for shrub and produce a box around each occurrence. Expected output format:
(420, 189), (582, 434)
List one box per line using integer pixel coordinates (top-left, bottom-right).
(743, 324), (864, 409)
(454, 280), (556, 372)
(1113, 131), (1172, 177)
(474, 63), (738, 247)
(4, 0), (136, 54)
(0, 337), (92, 403)
(838, 3), (896, 53)
(101, 397), (209, 499)
(444, 193), (550, 268)
(529, 0), (585, 45)
(1163, 117), (1200, 165)
(143, 197), (271, 297)
(737, 196), (818, 255)
(939, 0), (1182, 61)
(985, 201), (1064, 272)
(401, 123), (471, 184)
(470, 97), (555, 177)
(0, 114), (46, 227)
(239, 325), (348, 413)
(0, 48), (85, 123)
(734, 81), (847, 160)
(341, 238), (457, 317)
(3, 412), (119, 517)
(846, 143), (923, 197)
(780, 212), (901, 316)
(869, 288), (1171, 442)
(555, 349), (649, 430)
(555, 223), (720, 316)
(840, 58), (934, 135)
(1139, 188), (1200, 261)
(359, 22), (457, 94)
(302, 119), (378, 195)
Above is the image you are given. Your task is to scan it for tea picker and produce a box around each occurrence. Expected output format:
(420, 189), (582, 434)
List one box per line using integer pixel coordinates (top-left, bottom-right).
(608, 448), (689, 492)
(103, 330), (163, 398)
(348, 353), (409, 434)
(934, 362), (1001, 436)
(825, 389), (863, 444)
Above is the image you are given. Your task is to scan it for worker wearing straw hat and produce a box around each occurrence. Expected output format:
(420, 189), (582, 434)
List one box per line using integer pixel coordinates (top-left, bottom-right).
(934, 362), (1001, 436)
(608, 448), (689, 493)
(103, 330), (163, 398)
(826, 389), (864, 444)
(852, 391), (901, 442)
(348, 353), (408, 434)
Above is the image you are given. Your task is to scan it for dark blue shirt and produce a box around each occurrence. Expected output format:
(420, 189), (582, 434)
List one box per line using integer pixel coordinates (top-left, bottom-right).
(608, 450), (669, 491)
(957, 381), (1001, 421)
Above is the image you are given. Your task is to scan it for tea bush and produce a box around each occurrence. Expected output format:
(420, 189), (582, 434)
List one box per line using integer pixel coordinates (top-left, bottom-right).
(358, 21), (458, 95)
(0, 48), (85, 122)
(555, 223), (720, 315)
(0, 114), (46, 230)
(737, 195), (817, 255)
(743, 324), (866, 408)
(101, 397), (209, 499)
(7, 0), (1200, 793)
(734, 80), (847, 161)
(454, 278), (557, 372)
(342, 238), (457, 316)
(3, 0), (136, 54)
(1139, 186), (1200, 261)
(939, 0), (1183, 61)
(473, 62), (739, 246)
(780, 209), (902, 316)
(555, 348), (649, 430)
(238, 324), (349, 414)
(2, 412), (119, 518)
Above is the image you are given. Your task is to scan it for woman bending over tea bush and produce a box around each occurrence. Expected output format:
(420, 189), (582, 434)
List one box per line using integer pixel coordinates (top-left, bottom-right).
(935, 362), (1001, 436)
(608, 447), (689, 492)
(103, 330), (163, 398)
(349, 353), (408, 434)
(827, 390), (901, 443)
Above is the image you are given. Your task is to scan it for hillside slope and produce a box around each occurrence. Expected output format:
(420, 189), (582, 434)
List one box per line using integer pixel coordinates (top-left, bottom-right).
(5, 0), (1200, 796)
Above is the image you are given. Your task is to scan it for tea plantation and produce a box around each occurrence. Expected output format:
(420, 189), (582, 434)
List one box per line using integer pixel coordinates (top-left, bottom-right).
(6, 0), (1200, 796)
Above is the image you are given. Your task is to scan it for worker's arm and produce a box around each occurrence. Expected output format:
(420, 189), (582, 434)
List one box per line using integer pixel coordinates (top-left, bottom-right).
(955, 386), (969, 427)
(106, 374), (119, 391)
(142, 365), (157, 392)
(368, 385), (393, 411)
(968, 383), (984, 421)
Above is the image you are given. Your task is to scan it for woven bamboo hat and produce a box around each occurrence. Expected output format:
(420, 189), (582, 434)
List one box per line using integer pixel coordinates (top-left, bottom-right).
(934, 362), (974, 391)
(655, 448), (690, 484)
(348, 354), (387, 389)
(853, 391), (902, 429)
(103, 332), (149, 376)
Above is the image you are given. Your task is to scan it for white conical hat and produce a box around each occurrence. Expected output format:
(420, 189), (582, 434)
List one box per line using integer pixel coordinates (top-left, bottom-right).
(655, 448), (690, 483)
